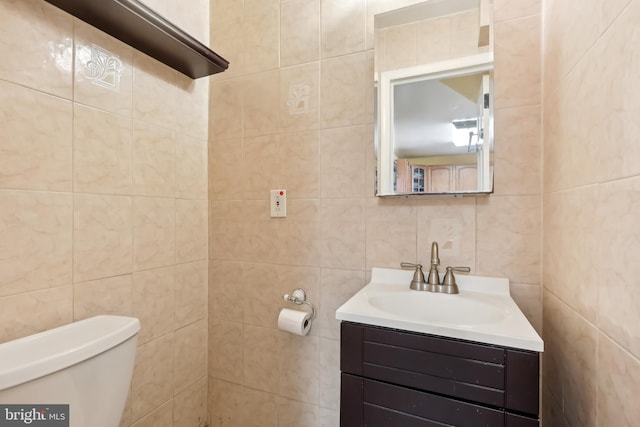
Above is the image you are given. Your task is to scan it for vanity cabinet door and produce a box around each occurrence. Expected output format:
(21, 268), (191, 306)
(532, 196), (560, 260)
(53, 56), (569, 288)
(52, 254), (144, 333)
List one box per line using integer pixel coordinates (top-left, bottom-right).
(341, 373), (539, 427)
(341, 322), (508, 408)
(364, 377), (506, 427)
(342, 373), (505, 427)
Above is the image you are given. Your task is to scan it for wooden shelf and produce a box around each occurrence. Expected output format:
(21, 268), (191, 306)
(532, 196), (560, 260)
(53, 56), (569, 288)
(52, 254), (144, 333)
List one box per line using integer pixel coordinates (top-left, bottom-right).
(44, 0), (229, 79)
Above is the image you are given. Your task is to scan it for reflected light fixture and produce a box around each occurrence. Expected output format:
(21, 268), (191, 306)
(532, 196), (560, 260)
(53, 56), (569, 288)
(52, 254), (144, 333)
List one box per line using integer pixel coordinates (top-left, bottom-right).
(451, 118), (480, 150)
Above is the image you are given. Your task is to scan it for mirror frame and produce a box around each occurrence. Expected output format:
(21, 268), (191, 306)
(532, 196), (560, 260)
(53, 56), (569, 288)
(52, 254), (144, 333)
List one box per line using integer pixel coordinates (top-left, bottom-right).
(376, 52), (494, 197)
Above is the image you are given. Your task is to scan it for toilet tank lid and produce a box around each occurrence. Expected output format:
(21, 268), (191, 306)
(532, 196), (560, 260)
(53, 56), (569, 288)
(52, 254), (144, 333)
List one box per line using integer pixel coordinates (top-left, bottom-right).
(0, 315), (140, 391)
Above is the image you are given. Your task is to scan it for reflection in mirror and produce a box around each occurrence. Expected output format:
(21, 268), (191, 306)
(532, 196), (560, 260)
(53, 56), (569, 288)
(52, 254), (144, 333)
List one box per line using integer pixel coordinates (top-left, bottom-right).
(374, 0), (494, 196)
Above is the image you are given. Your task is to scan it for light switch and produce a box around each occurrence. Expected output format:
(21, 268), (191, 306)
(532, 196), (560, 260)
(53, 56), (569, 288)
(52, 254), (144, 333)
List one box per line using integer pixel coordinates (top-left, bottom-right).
(270, 189), (287, 217)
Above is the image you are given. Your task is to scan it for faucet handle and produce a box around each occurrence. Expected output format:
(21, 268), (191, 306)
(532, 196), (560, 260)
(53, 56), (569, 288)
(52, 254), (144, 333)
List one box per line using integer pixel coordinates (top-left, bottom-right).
(400, 262), (420, 269)
(400, 262), (429, 291)
(441, 266), (470, 294)
(449, 266), (471, 273)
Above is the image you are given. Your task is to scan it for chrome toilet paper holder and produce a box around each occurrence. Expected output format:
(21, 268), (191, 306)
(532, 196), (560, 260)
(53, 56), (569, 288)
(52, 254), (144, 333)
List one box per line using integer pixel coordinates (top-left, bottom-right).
(283, 288), (316, 320)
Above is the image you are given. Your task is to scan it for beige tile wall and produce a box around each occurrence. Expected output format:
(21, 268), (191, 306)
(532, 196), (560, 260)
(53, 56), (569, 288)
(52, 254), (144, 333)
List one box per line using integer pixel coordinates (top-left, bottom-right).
(542, 0), (640, 425)
(0, 0), (209, 426)
(375, 7), (490, 73)
(208, 0), (542, 425)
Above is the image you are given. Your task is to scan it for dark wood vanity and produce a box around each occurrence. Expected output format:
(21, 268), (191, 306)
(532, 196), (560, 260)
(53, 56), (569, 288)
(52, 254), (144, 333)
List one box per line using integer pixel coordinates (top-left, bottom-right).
(340, 322), (540, 427)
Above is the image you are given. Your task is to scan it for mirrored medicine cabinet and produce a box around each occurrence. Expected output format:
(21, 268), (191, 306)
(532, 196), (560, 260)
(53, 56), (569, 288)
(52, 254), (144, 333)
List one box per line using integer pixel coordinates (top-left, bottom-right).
(374, 0), (494, 196)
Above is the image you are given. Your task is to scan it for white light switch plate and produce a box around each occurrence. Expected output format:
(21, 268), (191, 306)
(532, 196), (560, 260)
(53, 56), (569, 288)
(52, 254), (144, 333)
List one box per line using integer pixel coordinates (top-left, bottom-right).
(270, 189), (286, 217)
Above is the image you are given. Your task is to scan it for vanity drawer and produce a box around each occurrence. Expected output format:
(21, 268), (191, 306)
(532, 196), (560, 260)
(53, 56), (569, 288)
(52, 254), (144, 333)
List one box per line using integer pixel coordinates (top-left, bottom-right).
(342, 373), (537, 427)
(363, 377), (504, 427)
(341, 322), (539, 416)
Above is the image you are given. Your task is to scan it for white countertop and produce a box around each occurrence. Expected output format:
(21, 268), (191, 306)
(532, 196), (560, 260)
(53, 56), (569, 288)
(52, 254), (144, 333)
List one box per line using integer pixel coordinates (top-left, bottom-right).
(335, 267), (543, 352)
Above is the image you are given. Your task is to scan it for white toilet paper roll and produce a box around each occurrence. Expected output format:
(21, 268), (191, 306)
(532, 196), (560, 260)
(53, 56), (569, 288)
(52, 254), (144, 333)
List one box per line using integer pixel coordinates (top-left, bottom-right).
(278, 308), (312, 336)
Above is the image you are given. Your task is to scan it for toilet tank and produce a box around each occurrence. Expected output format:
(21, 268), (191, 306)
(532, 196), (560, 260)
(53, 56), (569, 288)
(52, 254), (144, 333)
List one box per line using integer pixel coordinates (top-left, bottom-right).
(0, 315), (140, 427)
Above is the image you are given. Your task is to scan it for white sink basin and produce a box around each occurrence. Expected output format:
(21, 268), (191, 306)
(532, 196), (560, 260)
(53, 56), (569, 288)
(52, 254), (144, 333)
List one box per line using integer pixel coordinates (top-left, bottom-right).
(335, 267), (543, 352)
(368, 292), (509, 326)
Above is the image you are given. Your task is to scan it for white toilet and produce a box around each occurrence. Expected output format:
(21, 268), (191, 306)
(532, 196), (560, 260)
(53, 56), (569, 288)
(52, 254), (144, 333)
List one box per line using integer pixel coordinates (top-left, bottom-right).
(0, 315), (140, 427)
